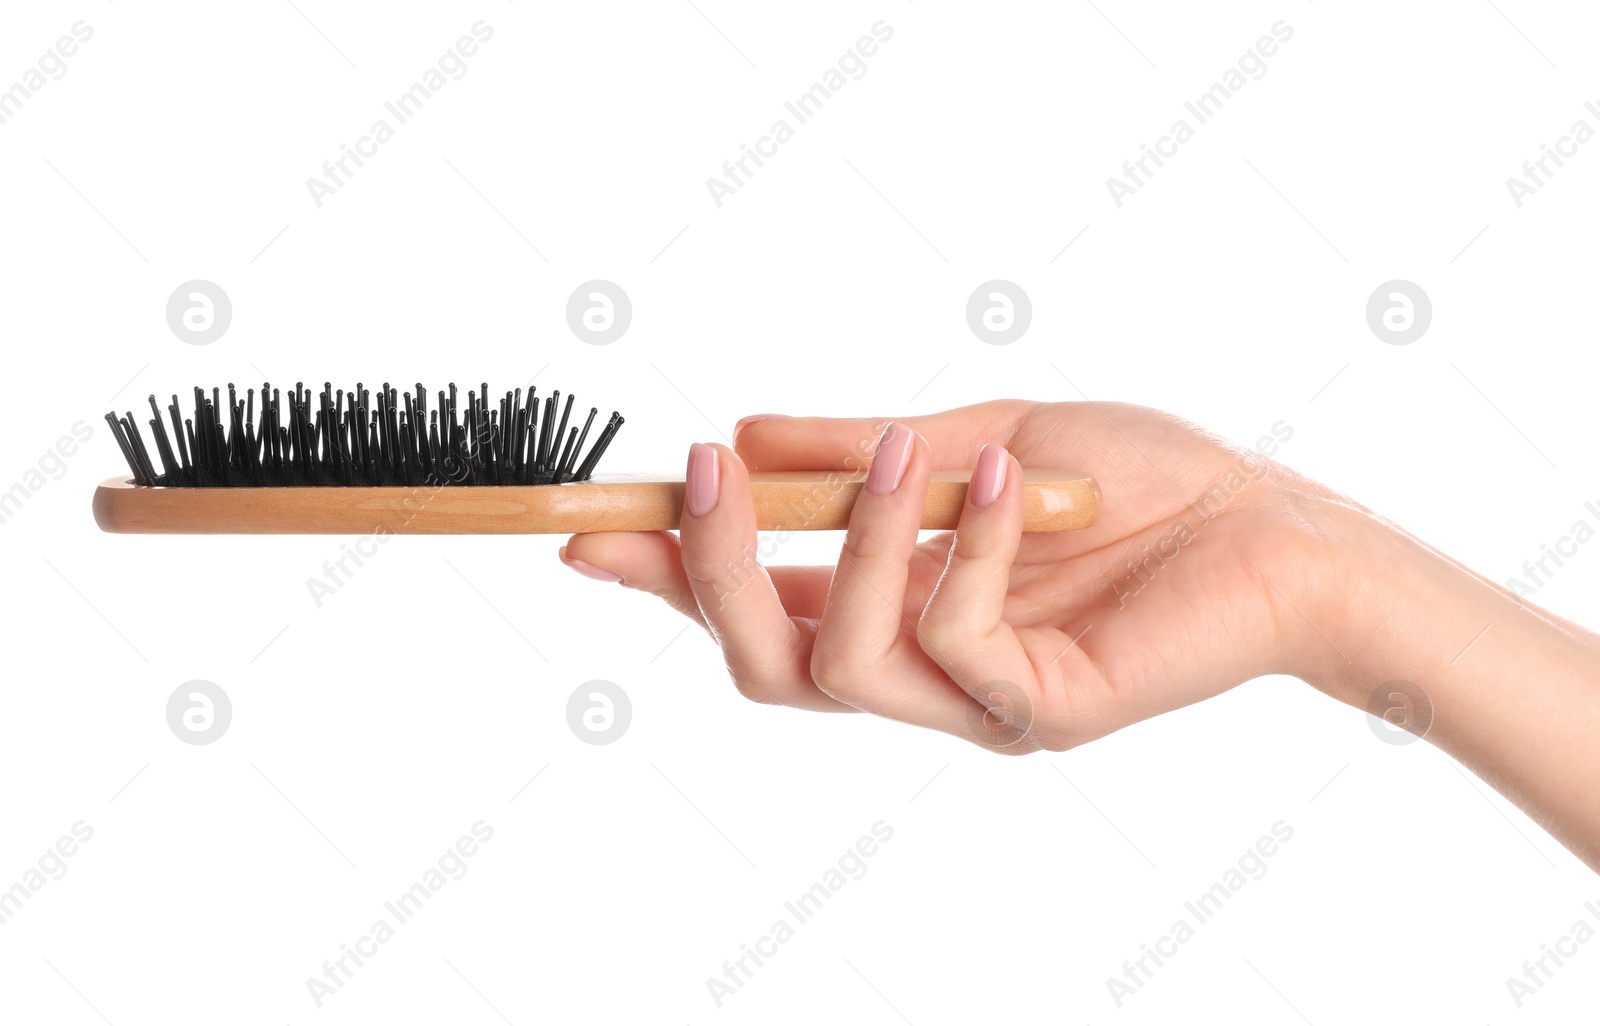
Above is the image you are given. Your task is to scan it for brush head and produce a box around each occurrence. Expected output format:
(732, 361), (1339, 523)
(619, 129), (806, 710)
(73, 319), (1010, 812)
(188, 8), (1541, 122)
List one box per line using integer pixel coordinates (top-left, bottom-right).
(105, 381), (623, 488)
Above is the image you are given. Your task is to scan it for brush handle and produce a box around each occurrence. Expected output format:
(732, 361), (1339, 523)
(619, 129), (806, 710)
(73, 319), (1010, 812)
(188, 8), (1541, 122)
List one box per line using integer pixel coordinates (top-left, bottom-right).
(93, 469), (1099, 535)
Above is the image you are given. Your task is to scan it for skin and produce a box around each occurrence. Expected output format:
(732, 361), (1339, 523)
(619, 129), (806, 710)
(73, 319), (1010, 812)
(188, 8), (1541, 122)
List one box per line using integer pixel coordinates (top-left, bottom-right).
(560, 400), (1600, 872)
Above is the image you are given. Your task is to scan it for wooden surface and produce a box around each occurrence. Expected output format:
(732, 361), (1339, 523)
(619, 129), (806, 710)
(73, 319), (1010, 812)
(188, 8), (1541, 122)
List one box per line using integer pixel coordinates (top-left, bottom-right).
(93, 469), (1100, 535)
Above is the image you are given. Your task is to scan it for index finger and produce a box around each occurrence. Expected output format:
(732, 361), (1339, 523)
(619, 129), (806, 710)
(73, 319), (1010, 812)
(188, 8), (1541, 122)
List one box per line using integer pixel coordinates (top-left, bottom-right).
(733, 400), (1038, 471)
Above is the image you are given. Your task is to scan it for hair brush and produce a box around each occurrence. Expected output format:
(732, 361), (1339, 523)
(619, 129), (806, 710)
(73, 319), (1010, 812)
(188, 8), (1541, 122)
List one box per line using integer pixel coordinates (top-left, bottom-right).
(93, 381), (1100, 535)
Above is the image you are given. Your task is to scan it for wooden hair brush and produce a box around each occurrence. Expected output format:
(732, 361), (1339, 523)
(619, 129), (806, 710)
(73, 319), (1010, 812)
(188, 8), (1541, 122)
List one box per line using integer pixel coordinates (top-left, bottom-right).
(93, 381), (1100, 535)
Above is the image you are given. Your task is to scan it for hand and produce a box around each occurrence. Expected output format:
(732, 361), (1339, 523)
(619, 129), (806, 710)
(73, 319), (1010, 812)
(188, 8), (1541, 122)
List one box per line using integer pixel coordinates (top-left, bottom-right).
(560, 399), (1345, 753)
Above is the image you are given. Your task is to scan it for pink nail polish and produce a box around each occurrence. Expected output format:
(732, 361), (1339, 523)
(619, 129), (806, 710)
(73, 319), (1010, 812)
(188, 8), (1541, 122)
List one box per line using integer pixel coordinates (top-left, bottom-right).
(866, 422), (912, 495)
(561, 549), (624, 583)
(686, 442), (720, 517)
(971, 444), (1007, 507)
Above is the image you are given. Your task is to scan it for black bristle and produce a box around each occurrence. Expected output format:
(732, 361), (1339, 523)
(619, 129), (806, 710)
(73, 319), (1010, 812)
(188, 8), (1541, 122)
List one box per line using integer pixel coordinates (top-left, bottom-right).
(551, 393), (575, 470)
(105, 413), (144, 486)
(122, 413), (156, 484)
(399, 420), (416, 486)
(147, 396), (179, 481)
(573, 412), (624, 482)
(484, 417), (500, 485)
(560, 408), (599, 482)
(530, 391), (549, 473)
(520, 388), (537, 480)
(428, 411), (442, 480)
(183, 419), (197, 478)
(553, 427), (578, 482)
(167, 395), (190, 474)
(216, 421), (231, 486)
(244, 421), (259, 483)
(105, 381), (624, 488)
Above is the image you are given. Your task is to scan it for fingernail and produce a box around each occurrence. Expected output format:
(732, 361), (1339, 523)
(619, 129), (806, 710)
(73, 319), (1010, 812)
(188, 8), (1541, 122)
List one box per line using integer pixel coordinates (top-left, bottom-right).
(971, 444), (1007, 508)
(734, 413), (791, 437)
(866, 421), (913, 495)
(686, 442), (720, 518)
(560, 546), (624, 583)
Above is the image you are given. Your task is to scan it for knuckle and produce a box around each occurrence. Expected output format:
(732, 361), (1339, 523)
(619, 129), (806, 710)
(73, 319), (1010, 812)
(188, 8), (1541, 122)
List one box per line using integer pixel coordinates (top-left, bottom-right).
(708, 637), (789, 707)
(727, 667), (785, 706)
(839, 519), (898, 565)
(915, 607), (964, 654)
(1035, 732), (1072, 753)
(807, 646), (857, 700)
(962, 680), (1040, 754)
(949, 530), (1002, 564)
(971, 734), (1044, 757)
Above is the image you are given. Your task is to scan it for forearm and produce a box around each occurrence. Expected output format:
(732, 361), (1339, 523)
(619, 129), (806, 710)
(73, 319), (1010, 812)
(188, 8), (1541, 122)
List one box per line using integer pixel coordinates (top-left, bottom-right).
(1301, 501), (1600, 870)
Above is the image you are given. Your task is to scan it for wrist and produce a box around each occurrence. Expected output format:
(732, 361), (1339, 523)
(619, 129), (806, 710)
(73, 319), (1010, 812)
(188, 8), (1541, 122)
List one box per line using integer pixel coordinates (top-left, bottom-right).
(1283, 496), (1490, 706)
(1289, 491), (1600, 868)
(1289, 495), (1594, 717)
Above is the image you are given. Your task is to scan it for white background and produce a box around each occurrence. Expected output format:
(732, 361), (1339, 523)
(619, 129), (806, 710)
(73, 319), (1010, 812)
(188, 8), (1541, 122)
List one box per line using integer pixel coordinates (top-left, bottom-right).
(2, 0), (1598, 1022)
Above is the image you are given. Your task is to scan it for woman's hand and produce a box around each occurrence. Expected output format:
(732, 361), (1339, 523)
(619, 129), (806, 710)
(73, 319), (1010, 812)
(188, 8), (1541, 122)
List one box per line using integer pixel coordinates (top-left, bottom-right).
(560, 399), (1347, 753)
(562, 398), (1600, 869)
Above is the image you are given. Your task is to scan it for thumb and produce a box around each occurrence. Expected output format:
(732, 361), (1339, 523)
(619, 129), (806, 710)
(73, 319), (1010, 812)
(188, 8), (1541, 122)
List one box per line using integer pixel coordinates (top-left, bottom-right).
(560, 531), (706, 628)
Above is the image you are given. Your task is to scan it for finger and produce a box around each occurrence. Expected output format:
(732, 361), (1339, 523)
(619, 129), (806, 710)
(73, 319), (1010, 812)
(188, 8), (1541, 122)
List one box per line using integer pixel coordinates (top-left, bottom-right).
(561, 532), (834, 622)
(733, 399), (1037, 471)
(810, 424), (993, 734)
(917, 445), (1043, 750)
(561, 531), (703, 626)
(678, 442), (848, 712)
